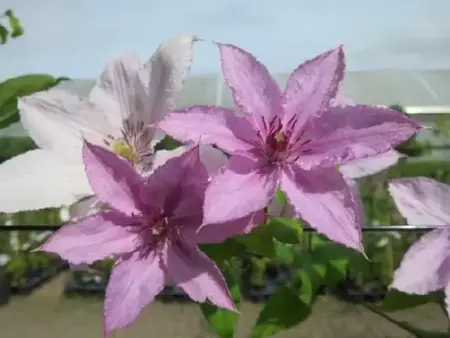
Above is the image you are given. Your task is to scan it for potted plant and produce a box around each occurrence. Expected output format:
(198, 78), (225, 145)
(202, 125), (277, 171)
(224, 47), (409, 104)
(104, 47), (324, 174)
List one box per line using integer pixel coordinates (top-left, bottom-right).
(65, 258), (113, 296)
(0, 254), (11, 306)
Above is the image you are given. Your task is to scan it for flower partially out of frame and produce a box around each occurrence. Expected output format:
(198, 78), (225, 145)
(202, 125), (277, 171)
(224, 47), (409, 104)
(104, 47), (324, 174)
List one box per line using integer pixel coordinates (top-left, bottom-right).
(389, 177), (450, 317)
(159, 43), (422, 252)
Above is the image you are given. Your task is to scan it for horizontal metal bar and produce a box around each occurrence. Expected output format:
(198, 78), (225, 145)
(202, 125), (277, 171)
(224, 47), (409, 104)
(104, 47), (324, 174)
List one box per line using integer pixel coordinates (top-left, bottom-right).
(0, 224), (444, 232)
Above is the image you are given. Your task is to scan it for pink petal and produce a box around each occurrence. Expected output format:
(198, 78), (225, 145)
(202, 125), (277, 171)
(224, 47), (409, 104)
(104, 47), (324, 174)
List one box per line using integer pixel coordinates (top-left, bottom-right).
(104, 252), (165, 337)
(298, 105), (422, 170)
(280, 164), (364, 253)
(388, 177), (450, 225)
(196, 210), (266, 243)
(203, 155), (279, 224)
(391, 228), (450, 294)
(339, 150), (404, 179)
(158, 105), (259, 155)
(144, 146), (209, 213)
(282, 46), (345, 133)
(40, 211), (138, 265)
(83, 141), (144, 215)
(139, 35), (197, 125)
(150, 146), (189, 173)
(165, 239), (236, 311)
(217, 43), (282, 137)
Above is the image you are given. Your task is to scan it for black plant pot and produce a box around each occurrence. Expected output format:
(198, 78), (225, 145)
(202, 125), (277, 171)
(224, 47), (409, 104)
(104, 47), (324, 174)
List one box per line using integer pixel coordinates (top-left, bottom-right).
(243, 260), (294, 302)
(64, 271), (108, 296)
(331, 278), (387, 303)
(158, 285), (190, 303)
(0, 270), (11, 306)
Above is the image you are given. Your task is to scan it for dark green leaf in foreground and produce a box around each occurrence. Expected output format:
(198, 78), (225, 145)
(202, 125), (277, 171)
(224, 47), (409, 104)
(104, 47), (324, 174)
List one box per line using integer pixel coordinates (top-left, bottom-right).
(266, 217), (303, 244)
(200, 239), (245, 264)
(380, 289), (443, 312)
(236, 224), (275, 258)
(251, 285), (311, 338)
(0, 74), (65, 130)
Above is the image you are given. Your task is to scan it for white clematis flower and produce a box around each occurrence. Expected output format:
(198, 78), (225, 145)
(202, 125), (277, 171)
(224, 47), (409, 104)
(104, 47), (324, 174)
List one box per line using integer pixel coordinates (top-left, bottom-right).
(0, 35), (198, 214)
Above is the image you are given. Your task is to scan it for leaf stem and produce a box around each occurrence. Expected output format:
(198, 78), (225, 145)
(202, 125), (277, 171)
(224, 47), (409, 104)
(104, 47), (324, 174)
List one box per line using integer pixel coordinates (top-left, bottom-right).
(363, 304), (420, 337)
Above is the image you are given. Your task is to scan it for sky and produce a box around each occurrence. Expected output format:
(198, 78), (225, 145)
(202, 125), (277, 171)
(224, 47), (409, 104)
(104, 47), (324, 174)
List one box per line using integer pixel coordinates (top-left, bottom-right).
(1, 0), (450, 81)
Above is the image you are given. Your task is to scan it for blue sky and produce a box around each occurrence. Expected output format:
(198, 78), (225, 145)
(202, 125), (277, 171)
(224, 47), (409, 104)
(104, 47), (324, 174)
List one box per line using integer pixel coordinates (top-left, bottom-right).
(1, 0), (450, 81)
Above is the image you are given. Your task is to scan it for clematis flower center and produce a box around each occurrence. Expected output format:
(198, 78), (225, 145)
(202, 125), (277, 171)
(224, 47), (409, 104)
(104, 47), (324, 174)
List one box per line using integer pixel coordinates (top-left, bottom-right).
(110, 139), (137, 164)
(151, 215), (170, 236)
(103, 119), (155, 172)
(265, 119), (290, 161)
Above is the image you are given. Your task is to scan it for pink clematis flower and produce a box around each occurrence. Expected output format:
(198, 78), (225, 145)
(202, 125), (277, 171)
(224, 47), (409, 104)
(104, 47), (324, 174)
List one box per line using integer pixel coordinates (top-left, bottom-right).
(39, 141), (256, 336)
(388, 177), (450, 316)
(158, 43), (422, 252)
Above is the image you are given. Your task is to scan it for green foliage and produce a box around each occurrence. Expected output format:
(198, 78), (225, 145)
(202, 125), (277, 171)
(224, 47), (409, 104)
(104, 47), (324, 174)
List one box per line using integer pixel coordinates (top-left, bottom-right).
(251, 284), (311, 338)
(4, 9), (23, 38)
(0, 136), (36, 163)
(236, 224), (275, 258)
(200, 265), (241, 338)
(380, 289), (443, 312)
(388, 104), (431, 157)
(0, 74), (70, 130)
(0, 9), (23, 44)
(266, 217), (303, 244)
(153, 135), (183, 151)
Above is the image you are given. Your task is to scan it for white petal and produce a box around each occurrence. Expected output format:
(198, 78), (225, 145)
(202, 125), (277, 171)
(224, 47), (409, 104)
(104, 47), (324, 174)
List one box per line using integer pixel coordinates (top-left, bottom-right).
(139, 35), (197, 124)
(0, 150), (92, 212)
(19, 89), (116, 164)
(89, 53), (142, 129)
(339, 150), (404, 179)
(69, 196), (101, 221)
(389, 177), (450, 225)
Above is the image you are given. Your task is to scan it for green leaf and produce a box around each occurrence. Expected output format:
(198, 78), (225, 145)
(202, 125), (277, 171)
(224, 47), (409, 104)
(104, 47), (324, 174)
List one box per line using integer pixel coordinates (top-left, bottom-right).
(200, 239), (246, 263)
(274, 241), (294, 264)
(275, 189), (287, 204)
(294, 252), (326, 303)
(200, 268), (240, 338)
(0, 136), (36, 161)
(4, 10), (24, 38)
(312, 243), (354, 285)
(251, 285), (311, 338)
(0, 24), (8, 44)
(380, 289), (443, 312)
(236, 225), (275, 258)
(0, 100), (20, 129)
(266, 217), (303, 244)
(153, 135), (182, 151)
(0, 74), (62, 130)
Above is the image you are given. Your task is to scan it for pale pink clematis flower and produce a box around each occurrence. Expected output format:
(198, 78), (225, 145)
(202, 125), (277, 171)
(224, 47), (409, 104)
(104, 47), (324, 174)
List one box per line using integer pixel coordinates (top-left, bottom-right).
(158, 43), (422, 252)
(388, 177), (450, 316)
(0, 35), (197, 213)
(39, 141), (258, 336)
